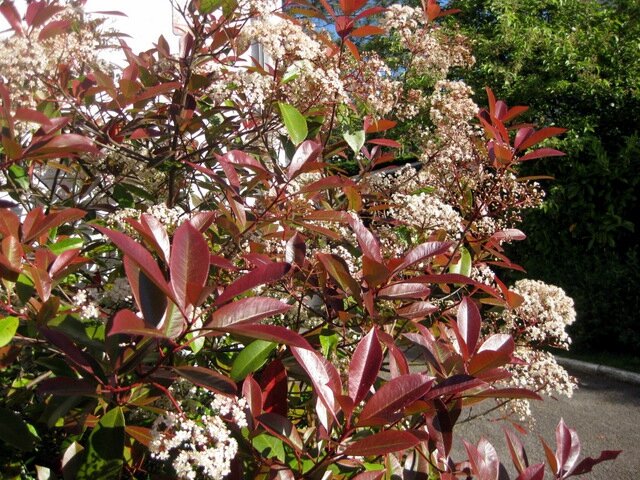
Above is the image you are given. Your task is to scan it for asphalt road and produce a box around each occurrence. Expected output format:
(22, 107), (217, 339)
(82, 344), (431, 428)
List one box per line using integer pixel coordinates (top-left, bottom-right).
(455, 366), (640, 479)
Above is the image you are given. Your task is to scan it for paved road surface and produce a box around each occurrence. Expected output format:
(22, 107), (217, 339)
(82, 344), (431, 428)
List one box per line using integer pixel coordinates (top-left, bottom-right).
(456, 365), (640, 479)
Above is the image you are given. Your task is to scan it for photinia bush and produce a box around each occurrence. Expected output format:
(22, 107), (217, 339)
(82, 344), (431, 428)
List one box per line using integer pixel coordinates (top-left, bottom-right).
(0, 0), (620, 478)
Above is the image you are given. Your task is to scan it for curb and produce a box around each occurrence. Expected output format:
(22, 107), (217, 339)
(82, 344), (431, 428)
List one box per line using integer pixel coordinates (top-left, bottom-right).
(555, 356), (640, 386)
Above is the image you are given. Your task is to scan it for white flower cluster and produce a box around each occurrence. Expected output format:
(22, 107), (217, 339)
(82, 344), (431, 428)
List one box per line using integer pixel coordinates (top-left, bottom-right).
(72, 289), (101, 320)
(503, 347), (577, 422)
(381, 5), (474, 78)
(502, 279), (577, 348)
(105, 204), (186, 235)
(149, 395), (247, 480)
(389, 192), (463, 239)
(0, 7), (101, 109)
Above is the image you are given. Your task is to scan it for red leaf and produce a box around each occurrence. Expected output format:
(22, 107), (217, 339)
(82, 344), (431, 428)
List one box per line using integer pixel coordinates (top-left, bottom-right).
(259, 360), (288, 416)
(220, 324), (312, 350)
(349, 328), (382, 404)
(339, 0), (367, 15)
(28, 133), (98, 156)
(285, 232), (306, 267)
(392, 241), (451, 275)
(210, 254), (237, 270)
(378, 282), (430, 300)
(170, 221), (209, 310)
(125, 426), (153, 447)
(0, 2), (23, 34)
(288, 140), (322, 179)
(362, 256), (390, 288)
(23, 208), (85, 243)
(27, 3), (65, 27)
(351, 25), (385, 37)
(140, 214), (171, 263)
(173, 366), (236, 395)
(365, 119), (396, 133)
(515, 464), (545, 480)
(426, 374), (485, 399)
(454, 297), (481, 360)
(464, 438), (499, 480)
(130, 81), (181, 103)
(468, 334), (514, 375)
(517, 127), (567, 151)
(316, 253), (361, 302)
(519, 148), (566, 162)
(48, 248), (84, 279)
(13, 108), (51, 125)
(353, 472), (384, 480)
(291, 346), (342, 420)
(343, 430), (421, 457)
(358, 374), (433, 426)
(347, 214), (383, 263)
(38, 19), (71, 40)
(242, 374), (263, 417)
(109, 309), (166, 338)
(207, 297), (291, 328)
(367, 138), (401, 148)
(396, 301), (437, 320)
(95, 225), (175, 303)
(299, 175), (356, 194)
(505, 428), (529, 474)
(224, 150), (268, 174)
(555, 418), (580, 477)
(214, 262), (290, 306)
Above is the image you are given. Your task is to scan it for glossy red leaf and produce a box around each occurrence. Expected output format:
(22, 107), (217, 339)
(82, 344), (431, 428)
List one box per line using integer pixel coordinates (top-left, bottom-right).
(285, 232), (306, 267)
(130, 81), (181, 103)
(378, 282), (431, 300)
(139, 214), (171, 264)
(426, 374), (485, 399)
(0, 210), (20, 238)
(517, 127), (567, 151)
(365, 118), (396, 133)
(95, 225), (175, 303)
(39, 328), (96, 376)
(343, 430), (422, 457)
(367, 138), (401, 148)
(378, 330), (410, 376)
(13, 108), (51, 125)
(0, 2), (23, 34)
(339, 0), (367, 15)
(474, 388), (542, 401)
(299, 175), (356, 194)
(291, 346), (342, 419)
(504, 428), (530, 474)
(48, 248), (85, 280)
(347, 214), (383, 263)
(468, 334), (514, 375)
(220, 324), (312, 350)
(259, 360), (288, 416)
(362, 256), (390, 288)
(358, 374), (433, 426)
(125, 426), (153, 448)
(392, 242), (451, 275)
(349, 328), (382, 404)
(242, 374), (263, 417)
(170, 221), (209, 310)
(29, 133), (98, 156)
(288, 140), (322, 179)
(397, 301), (437, 320)
(316, 253), (361, 302)
(38, 19), (71, 40)
(515, 464), (545, 480)
(555, 418), (580, 477)
(23, 208), (85, 243)
(214, 262), (290, 306)
(109, 309), (166, 338)
(519, 148), (566, 162)
(454, 297), (481, 360)
(28, 3), (65, 28)
(224, 150), (268, 173)
(464, 438), (499, 480)
(208, 297), (291, 328)
(173, 366), (236, 395)
(351, 25), (385, 37)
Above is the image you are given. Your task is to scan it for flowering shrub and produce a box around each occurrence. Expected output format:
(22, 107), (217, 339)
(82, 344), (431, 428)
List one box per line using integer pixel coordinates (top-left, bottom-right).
(0, 0), (619, 478)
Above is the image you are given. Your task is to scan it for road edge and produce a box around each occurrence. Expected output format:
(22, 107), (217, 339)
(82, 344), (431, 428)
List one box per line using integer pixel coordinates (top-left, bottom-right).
(556, 356), (640, 385)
